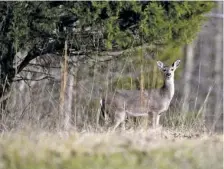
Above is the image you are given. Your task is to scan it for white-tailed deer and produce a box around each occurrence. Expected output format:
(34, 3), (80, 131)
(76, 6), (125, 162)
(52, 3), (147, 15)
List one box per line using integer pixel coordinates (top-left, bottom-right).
(100, 60), (181, 130)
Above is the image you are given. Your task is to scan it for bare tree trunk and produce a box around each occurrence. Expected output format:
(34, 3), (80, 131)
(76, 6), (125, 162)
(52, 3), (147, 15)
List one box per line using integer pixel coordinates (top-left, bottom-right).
(212, 1), (223, 132)
(139, 48), (148, 128)
(59, 39), (68, 129)
(140, 64), (144, 105)
(64, 67), (74, 130)
(0, 6), (14, 118)
(182, 43), (195, 112)
(152, 61), (157, 88)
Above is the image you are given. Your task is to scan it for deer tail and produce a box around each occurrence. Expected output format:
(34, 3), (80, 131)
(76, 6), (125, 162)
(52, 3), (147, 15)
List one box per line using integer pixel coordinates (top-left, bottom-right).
(100, 97), (106, 118)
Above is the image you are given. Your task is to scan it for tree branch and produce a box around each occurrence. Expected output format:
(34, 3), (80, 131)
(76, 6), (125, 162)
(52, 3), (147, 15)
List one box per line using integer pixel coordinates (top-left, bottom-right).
(17, 46), (42, 73)
(13, 75), (53, 82)
(17, 40), (64, 74)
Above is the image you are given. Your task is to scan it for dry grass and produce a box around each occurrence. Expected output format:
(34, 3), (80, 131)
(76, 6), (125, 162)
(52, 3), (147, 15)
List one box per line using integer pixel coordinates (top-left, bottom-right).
(0, 128), (222, 169)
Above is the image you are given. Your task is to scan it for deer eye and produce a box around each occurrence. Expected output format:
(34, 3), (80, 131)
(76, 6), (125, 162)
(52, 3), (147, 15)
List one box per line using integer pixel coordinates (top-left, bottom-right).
(171, 68), (174, 71)
(163, 69), (166, 72)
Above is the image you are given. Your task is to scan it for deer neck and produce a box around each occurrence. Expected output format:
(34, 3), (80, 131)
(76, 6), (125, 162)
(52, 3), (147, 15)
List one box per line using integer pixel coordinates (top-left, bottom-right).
(161, 77), (175, 99)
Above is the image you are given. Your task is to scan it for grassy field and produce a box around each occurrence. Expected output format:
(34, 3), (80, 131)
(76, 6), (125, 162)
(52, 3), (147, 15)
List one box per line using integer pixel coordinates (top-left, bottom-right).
(0, 128), (222, 169)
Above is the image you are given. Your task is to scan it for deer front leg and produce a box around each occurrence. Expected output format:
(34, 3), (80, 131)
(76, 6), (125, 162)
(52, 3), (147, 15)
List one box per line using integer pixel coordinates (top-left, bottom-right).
(113, 120), (121, 131)
(112, 111), (126, 131)
(156, 114), (161, 127)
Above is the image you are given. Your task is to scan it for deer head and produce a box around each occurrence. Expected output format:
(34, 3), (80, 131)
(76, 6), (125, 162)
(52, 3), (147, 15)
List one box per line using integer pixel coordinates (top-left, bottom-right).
(157, 60), (181, 80)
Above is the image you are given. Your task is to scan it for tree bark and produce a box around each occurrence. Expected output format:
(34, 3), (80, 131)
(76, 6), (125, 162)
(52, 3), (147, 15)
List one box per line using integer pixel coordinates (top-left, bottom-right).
(182, 43), (195, 112)
(59, 39), (69, 129)
(212, 1), (223, 132)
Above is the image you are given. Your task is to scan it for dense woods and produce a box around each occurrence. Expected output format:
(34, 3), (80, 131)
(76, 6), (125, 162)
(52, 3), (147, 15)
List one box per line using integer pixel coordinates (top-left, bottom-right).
(0, 1), (222, 132)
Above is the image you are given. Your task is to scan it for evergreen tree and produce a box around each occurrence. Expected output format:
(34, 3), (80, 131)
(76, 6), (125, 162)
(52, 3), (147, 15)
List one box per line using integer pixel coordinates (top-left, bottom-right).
(0, 1), (214, 112)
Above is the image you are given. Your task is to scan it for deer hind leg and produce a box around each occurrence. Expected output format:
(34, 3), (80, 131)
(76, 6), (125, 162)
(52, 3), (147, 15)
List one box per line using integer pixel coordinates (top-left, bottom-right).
(152, 112), (157, 128)
(96, 108), (102, 128)
(152, 112), (162, 128)
(112, 111), (126, 131)
(121, 120), (126, 131)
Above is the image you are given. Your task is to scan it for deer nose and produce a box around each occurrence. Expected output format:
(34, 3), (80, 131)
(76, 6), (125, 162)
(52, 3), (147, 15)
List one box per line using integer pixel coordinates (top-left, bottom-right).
(167, 73), (171, 76)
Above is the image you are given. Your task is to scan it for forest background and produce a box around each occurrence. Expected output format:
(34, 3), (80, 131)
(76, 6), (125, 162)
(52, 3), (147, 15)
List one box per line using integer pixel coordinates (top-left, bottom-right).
(0, 1), (222, 133)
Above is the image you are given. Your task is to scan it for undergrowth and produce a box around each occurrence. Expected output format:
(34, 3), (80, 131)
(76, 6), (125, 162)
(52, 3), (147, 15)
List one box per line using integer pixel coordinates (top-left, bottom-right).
(0, 130), (222, 169)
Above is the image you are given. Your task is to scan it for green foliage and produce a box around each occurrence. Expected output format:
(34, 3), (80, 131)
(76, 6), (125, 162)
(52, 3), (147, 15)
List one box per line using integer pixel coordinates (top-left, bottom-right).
(97, 1), (214, 49)
(2, 1), (214, 53)
(9, 2), (61, 50)
(0, 1), (215, 96)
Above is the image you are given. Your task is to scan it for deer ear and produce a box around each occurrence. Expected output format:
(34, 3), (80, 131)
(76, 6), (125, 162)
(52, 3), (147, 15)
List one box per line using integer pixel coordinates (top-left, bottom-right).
(172, 60), (181, 69)
(157, 61), (164, 70)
